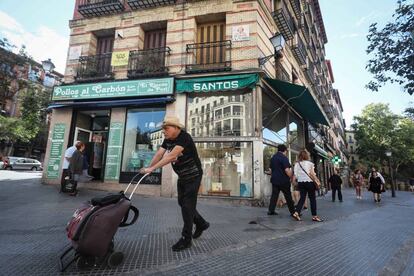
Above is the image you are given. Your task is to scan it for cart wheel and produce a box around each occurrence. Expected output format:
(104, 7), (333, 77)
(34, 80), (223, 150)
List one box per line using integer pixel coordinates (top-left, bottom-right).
(107, 251), (123, 268)
(76, 256), (95, 270)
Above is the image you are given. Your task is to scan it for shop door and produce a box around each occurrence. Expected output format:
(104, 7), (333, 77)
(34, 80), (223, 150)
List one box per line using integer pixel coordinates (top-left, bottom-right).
(96, 36), (114, 75)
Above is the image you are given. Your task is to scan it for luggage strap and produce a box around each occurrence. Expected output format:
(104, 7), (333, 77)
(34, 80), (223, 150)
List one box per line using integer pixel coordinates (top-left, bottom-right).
(120, 205), (139, 227)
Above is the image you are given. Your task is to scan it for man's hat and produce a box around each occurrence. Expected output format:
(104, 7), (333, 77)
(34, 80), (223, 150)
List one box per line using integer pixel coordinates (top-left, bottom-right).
(162, 116), (185, 129)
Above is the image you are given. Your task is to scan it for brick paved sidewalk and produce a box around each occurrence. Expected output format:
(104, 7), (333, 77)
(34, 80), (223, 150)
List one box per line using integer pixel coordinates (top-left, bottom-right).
(0, 172), (413, 275)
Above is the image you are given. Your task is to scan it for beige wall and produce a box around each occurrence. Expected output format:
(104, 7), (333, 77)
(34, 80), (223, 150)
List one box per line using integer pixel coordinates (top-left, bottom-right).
(42, 108), (73, 185)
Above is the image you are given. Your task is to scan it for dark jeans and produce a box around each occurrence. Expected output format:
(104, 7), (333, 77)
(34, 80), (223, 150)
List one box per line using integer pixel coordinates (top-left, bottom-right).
(268, 184), (296, 215)
(60, 169), (70, 192)
(297, 182), (317, 216)
(177, 176), (207, 239)
(332, 186), (342, 202)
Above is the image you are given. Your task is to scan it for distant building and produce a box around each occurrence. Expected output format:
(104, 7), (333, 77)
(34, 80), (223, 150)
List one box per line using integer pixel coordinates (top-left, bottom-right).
(345, 130), (359, 170)
(0, 47), (63, 161)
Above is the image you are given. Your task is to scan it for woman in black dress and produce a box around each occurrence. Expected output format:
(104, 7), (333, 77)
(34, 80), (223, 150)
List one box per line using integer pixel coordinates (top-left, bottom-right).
(369, 171), (383, 203)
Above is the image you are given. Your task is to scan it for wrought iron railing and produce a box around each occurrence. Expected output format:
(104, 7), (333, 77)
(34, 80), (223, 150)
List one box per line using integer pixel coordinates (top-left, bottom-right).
(127, 47), (170, 79)
(289, 0), (302, 18)
(291, 34), (306, 65)
(78, 0), (125, 17)
(76, 53), (113, 82)
(127, 0), (177, 10)
(186, 40), (232, 74)
(127, 0), (176, 9)
(272, 2), (295, 41)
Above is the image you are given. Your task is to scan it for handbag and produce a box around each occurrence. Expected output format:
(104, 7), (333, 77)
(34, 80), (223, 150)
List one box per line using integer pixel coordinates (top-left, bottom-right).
(298, 162), (320, 190)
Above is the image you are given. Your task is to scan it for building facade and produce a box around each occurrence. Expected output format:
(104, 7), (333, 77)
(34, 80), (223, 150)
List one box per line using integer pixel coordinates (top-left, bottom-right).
(345, 130), (359, 171)
(42, 0), (347, 202)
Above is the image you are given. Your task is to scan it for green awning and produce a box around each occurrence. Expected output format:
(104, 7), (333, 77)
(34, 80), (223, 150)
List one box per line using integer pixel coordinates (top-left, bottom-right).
(176, 74), (259, 93)
(264, 78), (329, 126)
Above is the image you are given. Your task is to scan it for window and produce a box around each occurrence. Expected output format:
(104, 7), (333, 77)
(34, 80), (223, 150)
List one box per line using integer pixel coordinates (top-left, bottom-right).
(187, 92), (254, 137)
(121, 108), (165, 184)
(197, 142), (253, 197)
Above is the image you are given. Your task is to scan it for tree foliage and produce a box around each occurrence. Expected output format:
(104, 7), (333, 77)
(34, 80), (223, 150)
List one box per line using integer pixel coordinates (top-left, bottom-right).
(352, 103), (414, 177)
(366, 0), (414, 95)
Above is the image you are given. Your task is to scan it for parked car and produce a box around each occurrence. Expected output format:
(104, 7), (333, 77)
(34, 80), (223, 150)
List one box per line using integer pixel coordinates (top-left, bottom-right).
(4, 157), (43, 171)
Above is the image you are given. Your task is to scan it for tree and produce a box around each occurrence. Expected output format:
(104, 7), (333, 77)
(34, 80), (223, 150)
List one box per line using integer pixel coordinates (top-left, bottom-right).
(366, 0), (414, 95)
(352, 103), (414, 179)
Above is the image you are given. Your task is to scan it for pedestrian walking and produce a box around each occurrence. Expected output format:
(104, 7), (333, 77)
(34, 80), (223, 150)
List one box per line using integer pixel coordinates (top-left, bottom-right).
(292, 181), (308, 210)
(140, 116), (209, 252)
(61, 140), (81, 192)
(410, 177), (414, 193)
(368, 167), (385, 185)
(353, 169), (364, 199)
(368, 171), (384, 203)
(294, 150), (323, 222)
(267, 145), (301, 221)
(68, 142), (85, 196)
(329, 169), (343, 202)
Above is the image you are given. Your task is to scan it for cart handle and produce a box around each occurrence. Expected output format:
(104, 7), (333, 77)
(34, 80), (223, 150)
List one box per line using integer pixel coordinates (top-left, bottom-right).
(124, 173), (150, 200)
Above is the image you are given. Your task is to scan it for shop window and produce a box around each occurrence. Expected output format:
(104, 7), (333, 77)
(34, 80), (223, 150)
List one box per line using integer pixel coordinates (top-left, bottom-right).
(263, 144), (277, 172)
(215, 122), (222, 136)
(223, 119), (231, 136)
(197, 142), (253, 197)
(223, 106), (231, 117)
(262, 92), (288, 144)
(288, 112), (305, 150)
(187, 92), (254, 137)
(121, 108), (165, 184)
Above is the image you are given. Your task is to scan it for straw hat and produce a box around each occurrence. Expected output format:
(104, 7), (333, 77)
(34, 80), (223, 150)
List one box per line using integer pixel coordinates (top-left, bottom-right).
(162, 116), (185, 129)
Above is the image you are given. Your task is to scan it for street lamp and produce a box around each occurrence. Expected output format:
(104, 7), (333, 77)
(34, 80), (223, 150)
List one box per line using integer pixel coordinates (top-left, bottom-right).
(41, 58), (55, 73)
(258, 33), (285, 66)
(385, 150), (396, 197)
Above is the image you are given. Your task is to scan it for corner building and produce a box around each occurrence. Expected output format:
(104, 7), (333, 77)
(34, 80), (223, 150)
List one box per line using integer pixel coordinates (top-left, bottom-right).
(43, 0), (346, 203)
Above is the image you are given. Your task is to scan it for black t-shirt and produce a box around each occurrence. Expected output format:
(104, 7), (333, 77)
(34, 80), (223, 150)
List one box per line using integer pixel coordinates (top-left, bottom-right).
(270, 152), (291, 187)
(329, 174), (343, 187)
(161, 130), (202, 180)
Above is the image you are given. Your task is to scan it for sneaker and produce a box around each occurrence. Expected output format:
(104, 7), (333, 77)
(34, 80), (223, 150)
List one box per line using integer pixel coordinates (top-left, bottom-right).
(267, 211), (278, 216)
(193, 222), (210, 239)
(171, 237), (192, 252)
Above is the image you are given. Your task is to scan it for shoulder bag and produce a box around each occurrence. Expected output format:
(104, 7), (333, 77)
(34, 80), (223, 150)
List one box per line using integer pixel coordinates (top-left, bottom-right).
(298, 162), (321, 190)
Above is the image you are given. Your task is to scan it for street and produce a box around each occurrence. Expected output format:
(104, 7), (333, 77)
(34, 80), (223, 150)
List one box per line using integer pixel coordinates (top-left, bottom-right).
(0, 171), (413, 275)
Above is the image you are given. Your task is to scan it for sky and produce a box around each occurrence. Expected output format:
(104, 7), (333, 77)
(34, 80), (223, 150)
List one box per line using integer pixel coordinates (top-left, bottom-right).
(0, 0), (412, 125)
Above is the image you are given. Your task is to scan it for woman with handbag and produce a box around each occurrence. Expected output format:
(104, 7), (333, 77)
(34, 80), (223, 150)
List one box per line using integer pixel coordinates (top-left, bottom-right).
(368, 171), (383, 203)
(293, 150), (324, 222)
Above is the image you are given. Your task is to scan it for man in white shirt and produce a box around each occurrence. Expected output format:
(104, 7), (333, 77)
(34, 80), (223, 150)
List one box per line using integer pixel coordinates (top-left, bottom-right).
(61, 141), (81, 192)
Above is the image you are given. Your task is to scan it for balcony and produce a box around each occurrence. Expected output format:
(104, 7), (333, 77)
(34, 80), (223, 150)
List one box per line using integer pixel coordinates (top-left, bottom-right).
(291, 34), (306, 65)
(127, 47), (170, 79)
(127, 0), (176, 9)
(272, 2), (295, 41)
(289, 0), (302, 19)
(305, 61), (315, 83)
(77, 0), (125, 17)
(76, 53), (113, 82)
(186, 40), (232, 74)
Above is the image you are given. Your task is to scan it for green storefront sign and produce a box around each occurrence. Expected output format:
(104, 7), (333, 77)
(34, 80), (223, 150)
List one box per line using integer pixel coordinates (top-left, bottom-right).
(47, 123), (66, 179)
(104, 122), (124, 181)
(175, 74), (258, 93)
(52, 78), (174, 101)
